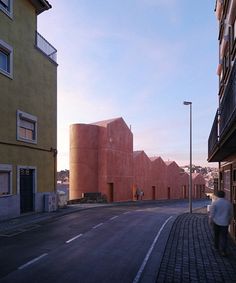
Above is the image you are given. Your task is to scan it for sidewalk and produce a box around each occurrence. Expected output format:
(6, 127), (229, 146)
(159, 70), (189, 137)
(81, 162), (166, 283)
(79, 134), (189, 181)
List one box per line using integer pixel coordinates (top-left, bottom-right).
(156, 211), (236, 283)
(0, 203), (111, 235)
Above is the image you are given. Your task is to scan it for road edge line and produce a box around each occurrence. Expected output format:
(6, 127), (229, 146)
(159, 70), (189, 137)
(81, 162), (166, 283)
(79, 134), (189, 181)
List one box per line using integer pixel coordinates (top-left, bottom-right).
(132, 216), (173, 283)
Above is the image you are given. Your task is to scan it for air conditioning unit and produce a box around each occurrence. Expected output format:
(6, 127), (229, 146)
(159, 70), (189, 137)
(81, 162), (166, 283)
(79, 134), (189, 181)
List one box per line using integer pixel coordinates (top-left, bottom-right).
(44, 193), (57, 212)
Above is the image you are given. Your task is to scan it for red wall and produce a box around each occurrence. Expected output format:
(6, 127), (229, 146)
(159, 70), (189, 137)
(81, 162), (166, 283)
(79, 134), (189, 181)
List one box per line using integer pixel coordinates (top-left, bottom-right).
(165, 162), (182, 199)
(180, 172), (189, 199)
(151, 157), (167, 200)
(69, 117), (205, 202)
(192, 173), (206, 199)
(133, 151), (152, 200)
(69, 124), (99, 199)
(97, 118), (133, 202)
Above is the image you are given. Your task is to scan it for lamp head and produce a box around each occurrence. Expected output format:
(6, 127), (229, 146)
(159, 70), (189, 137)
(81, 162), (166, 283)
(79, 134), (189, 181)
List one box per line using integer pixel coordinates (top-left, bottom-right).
(183, 101), (192, 105)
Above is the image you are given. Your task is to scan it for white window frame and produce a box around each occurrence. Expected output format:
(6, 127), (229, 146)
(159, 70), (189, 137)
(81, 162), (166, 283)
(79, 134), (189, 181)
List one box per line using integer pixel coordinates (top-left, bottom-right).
(0, 39), (13, 78)
(17, 110), (38, 144)
(0, 0), (13, 18)
(0, 164), (12, 196)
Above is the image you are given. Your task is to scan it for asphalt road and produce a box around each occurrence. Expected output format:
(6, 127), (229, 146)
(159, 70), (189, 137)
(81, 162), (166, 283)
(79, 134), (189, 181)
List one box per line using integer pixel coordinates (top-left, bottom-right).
(0, 199), (209, 283)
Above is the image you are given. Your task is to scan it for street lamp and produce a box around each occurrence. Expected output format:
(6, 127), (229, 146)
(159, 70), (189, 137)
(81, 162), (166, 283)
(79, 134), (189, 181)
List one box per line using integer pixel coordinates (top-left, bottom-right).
(183, 101), (192, 213)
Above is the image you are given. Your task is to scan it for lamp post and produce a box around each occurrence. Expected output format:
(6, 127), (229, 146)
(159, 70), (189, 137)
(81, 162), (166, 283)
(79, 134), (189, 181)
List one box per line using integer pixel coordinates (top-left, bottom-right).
(183, 101), (192, 213)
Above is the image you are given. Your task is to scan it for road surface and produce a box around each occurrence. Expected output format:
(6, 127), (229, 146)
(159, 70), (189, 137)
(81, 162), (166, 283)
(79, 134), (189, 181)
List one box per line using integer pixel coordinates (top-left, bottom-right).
(0, 199), (209, 283)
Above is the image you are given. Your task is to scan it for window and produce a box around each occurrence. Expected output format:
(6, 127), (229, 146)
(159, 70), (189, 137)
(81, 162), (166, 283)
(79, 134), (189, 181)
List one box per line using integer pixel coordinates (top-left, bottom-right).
(0, 0), (13, 18)
(0, 39), (13, 78)
(234, 20), (236, 41)
(233, 169), (236, 182)
(232, 19), (236, 49)
(17, 110), (37, 144)
(0, 164), (12, 196)
(222, 44), (230, 80)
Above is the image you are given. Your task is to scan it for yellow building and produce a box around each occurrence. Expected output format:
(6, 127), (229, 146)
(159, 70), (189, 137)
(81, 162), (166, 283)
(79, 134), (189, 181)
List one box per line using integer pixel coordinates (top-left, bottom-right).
(0, 0), (57, 220)
(208, 0), (236, 240)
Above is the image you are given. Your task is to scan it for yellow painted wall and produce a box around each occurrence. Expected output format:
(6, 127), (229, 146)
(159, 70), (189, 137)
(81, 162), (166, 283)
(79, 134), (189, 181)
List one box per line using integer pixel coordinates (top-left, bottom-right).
(0, 0), (57, 194)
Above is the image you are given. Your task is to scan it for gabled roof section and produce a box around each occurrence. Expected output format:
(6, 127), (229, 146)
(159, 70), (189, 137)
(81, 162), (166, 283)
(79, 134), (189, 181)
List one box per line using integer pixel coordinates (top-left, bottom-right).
(150, 156), (161, 162)
(165, 161), (175, 166)
(180, 172), (189, 178)
(133, 151), (143, 158)
(91, 117), (122, 128)
(29, 0), (51, 15)
(192, 173), (203, 180)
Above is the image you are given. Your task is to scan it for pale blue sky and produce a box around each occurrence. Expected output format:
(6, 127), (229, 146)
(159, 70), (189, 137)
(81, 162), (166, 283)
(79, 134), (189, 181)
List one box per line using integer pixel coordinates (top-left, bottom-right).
(38, 0), (218, 170)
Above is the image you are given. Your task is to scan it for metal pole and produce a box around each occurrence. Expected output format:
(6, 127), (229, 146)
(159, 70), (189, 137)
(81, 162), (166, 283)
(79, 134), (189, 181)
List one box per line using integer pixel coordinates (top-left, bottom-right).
(189, 103), (192, 213)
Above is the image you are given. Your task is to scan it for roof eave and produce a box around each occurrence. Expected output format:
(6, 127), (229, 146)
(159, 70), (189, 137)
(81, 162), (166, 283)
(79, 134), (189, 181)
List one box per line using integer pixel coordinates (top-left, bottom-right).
(29, 0), (52, 15)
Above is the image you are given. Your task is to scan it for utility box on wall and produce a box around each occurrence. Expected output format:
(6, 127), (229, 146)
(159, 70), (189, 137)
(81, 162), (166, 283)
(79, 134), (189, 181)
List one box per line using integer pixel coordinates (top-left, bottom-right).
(44, 193), (57, 212)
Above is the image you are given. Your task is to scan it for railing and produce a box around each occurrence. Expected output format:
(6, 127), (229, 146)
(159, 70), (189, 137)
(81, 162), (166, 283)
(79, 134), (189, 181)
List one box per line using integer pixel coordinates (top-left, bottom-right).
(208, 110), (219, 158)
(219, 59), (236, 136)
(35, 31), (57, 63)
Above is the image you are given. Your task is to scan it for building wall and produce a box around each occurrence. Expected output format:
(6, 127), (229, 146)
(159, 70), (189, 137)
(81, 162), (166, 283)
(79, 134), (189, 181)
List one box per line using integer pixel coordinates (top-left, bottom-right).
(166, 162), (181, 199)
(69, 124), (99, 199)
(192, 173), (206, 199)
(0, 0), (57, 220)
(179, 172), (189, 199)
(209, 0), (236, 240)
(69, 118), (204, 203)
(151, 157), (167, 200)
(133, 151), (152, 200)
(70, 118), (133, 202)
(98, 119), (133, 202)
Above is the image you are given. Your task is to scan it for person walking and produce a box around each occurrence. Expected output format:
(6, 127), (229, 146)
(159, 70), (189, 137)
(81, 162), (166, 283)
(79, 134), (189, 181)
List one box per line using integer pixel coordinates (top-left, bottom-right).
(209, 190), (233, 256)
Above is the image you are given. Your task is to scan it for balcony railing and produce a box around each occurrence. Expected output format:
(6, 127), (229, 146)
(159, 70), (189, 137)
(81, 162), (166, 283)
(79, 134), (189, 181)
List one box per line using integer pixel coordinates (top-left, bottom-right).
(208, 58), (236, 161)
(219, 59), (236, 136)
(35, 31), (57, 63)
(208, 110), (219, 158)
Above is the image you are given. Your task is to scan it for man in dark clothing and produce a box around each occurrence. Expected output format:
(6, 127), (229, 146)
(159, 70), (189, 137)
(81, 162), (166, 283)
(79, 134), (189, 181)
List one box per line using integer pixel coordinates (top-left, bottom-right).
(209, 190), (233, 256)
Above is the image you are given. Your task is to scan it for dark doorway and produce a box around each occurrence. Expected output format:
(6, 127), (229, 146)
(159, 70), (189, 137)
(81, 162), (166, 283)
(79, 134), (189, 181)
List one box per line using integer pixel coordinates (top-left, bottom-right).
(20, 168), (34, 213)
(183, 185), (187, 199)
(232, 186), (236, 240)
(167, 187), (170, 199)
(108, 183), (114, 202)
(152, 186), (156, 200)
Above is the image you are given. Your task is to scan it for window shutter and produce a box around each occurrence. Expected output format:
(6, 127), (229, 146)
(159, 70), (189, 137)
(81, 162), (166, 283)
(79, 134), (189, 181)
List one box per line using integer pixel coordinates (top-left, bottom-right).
(20, 119), (35, 130)
(0, 172), (9, 194)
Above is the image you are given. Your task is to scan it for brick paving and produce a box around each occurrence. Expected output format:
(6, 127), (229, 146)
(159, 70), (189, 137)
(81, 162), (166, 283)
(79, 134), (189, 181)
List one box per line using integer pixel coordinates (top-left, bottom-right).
(156, 213), (236, 283)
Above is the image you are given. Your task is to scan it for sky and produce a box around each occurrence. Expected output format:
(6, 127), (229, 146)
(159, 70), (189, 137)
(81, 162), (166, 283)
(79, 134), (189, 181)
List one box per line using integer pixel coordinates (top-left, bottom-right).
(38, 0), (218, 170)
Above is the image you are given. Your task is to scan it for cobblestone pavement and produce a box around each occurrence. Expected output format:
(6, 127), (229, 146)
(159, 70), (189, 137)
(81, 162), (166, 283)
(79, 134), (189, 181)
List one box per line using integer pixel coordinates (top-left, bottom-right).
(156, 213), (236, 283)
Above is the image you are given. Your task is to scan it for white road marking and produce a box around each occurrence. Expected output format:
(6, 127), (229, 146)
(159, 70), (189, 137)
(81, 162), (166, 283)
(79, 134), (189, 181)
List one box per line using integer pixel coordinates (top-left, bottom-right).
(123, 211), (131, 214)
(110, 216), (119, 220)
(66, 233), (83, 244)
(18, 253), (48, 270)
(132, 216), (173, 283)
(93, 223), (104, 229)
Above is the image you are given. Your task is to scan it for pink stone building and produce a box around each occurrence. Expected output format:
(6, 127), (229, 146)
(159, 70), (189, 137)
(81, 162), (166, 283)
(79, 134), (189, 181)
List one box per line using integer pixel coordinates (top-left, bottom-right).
(70, 118), (133, 202)
(133, 151), (152, 200)
(150, 157), (167, 200)
(165, 161), (182, 199)
(192, 173), (205, 199)
(70, 117), (206, 202)
(179, 172), (189, 199)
